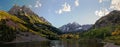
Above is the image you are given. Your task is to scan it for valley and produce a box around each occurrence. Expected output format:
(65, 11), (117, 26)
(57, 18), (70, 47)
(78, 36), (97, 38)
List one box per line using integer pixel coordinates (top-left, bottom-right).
(0, 5), (120, 47)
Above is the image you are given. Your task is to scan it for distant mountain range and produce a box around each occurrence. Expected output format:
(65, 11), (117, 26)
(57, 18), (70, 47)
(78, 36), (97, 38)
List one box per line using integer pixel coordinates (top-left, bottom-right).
(59, 22), (92, 33)
(0, 5), (61, 42)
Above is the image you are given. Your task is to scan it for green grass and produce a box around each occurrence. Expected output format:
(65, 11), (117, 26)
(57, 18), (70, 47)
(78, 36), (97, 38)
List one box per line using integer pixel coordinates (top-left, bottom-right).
(104, 35), (120, 45)
(0, 11), (25, 24)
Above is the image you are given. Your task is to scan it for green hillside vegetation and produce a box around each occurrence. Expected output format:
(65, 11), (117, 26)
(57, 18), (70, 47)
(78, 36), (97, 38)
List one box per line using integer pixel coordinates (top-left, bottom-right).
(0, 11), (25, 23)
(82, 25), (120, 45)
(105, 25), (120, 45)
(82, 26), (112, 39)
(0, 6), (62, 42)
(59, 33), (80, 39)
(82, 10), (120, 45)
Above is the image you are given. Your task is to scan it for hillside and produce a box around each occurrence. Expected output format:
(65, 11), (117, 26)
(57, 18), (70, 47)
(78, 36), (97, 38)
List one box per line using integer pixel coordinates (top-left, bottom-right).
(83, 10), (120, 45)
(0, 5), (61, 42)
(93, 10), (120, 28)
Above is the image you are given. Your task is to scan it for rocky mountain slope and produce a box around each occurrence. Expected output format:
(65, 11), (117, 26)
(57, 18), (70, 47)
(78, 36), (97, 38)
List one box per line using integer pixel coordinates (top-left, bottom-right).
(0, 5), (61, 42)
(93, 10), (120, 28)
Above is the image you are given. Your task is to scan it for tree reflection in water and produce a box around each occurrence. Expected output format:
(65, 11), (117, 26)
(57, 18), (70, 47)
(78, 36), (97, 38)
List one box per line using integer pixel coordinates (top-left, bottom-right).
(0, 40), (103, 47)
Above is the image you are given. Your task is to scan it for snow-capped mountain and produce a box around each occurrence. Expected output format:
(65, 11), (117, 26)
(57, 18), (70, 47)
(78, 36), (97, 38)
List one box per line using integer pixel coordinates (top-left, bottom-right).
(59, 22), (92, 33)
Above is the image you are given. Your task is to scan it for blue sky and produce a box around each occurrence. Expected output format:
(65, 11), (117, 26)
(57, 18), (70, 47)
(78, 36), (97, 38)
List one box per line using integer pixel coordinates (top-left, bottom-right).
(0, 0), (120, 28)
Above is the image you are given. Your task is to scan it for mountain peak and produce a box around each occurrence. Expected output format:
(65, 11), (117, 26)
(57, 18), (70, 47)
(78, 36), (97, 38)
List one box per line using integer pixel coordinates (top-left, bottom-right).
(8, 5), (35, 15)
(13, 4), (20, 7)
(67, 22), (80, 26)
(9, 5), (51, 25)
(59, 22), (92, 33)
(0, 5), (62, 42)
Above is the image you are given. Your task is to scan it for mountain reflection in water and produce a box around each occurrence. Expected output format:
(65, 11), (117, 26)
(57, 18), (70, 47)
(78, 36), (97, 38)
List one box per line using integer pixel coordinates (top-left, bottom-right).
(0, 40), (103, 47)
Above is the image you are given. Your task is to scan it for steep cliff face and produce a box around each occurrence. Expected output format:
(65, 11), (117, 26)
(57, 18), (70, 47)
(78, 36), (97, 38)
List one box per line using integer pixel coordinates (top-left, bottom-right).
(0, 5), (61, 42)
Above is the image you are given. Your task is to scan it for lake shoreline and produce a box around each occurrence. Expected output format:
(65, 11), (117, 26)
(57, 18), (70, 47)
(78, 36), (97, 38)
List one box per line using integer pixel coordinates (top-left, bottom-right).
(103, 43), (120, 47)
(0, 40), (50, 44)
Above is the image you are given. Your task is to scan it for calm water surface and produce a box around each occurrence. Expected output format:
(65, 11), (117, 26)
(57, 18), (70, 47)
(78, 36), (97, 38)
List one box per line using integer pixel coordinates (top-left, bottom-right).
(0, 40), (104, 47)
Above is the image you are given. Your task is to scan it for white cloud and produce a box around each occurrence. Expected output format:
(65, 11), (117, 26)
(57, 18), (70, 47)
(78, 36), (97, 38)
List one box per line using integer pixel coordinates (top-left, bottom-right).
(99, 0), (110, 3)
(75, 0), (79, 6)
(99, 0), (103, 3)
(96, 0), (120, 17)
(56, 2), (71, 14)
(110, 0), (120, 10)
(62, 3), (71, 12)
(35, 0), (42, 8)
(58, 10), (62, 14)
(95, 8), (109, 17)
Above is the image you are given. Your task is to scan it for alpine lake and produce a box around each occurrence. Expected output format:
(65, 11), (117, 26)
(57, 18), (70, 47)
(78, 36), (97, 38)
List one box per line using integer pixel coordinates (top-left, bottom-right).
(0, 39), (104, 47)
